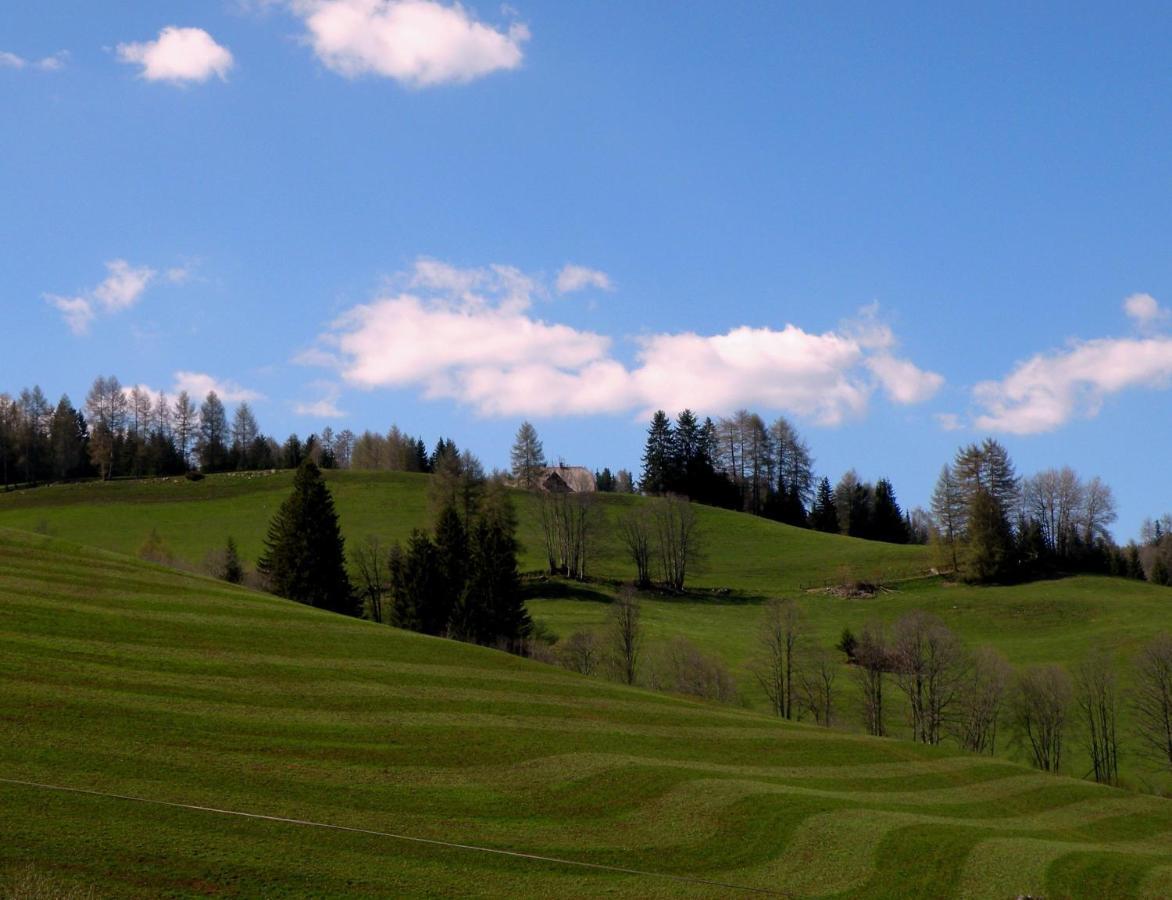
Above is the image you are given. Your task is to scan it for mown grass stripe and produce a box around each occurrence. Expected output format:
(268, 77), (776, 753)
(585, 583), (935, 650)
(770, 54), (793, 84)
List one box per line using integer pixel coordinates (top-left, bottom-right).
(0, 777), (788, 897)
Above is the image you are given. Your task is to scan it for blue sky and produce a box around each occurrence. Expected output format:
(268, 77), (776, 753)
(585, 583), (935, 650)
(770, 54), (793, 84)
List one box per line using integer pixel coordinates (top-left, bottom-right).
(4, 2), (1172, 539)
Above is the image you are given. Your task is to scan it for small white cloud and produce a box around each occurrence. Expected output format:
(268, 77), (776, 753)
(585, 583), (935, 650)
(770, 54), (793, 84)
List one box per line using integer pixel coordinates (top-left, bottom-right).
(93, 260), (156, 311)
(556, 264), (613, 295)
(43, 259), (167, 333)
(293, 0), (529, 87)
(0, 51), (27, 69)
(36, 51), (68, 71)
(293, 383), (347, 418)
(172, 371), (264, 403)
(934, 412), (963, 432)
(43, 295), (96, 335)
(1123, 292), (1169, 331)
(866, 353), (944, 405)
(165, 265), (193, 284)
(117, 27), (234, 84)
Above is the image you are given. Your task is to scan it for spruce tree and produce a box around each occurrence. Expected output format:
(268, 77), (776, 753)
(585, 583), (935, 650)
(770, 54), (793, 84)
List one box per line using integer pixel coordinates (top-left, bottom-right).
(810, 477), (839, 533)
(457, 483), (530, 648)
(257, 459), (355, 614)
(640, 410), (674, 495)
(389, 530), (445, 634)
(222, 536), (244, 584)
(871, 478), (908, 544)
(433, 501), (469, 625)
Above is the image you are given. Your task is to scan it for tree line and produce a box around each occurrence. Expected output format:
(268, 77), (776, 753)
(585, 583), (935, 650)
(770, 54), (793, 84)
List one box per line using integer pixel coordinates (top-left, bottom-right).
(927, 438), (1158, 585)
(636, 408), (921, 545)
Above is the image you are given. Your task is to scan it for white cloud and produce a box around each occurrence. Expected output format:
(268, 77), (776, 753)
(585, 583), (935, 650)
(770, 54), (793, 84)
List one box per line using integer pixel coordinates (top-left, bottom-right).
(293, 0), (529, 87)
(301, 258), (942, 421)
(1123, 292), (1170, 331)
(556, 264), (613, 295)
(43, 295), (96, 336)
(1, 50), (67, 71)
(93, 260), (156, 311)
(117, 27), (234, 84)
(173, 371), (265, 403)
(973, 336), (1172, 434)
(42, 259), (161, 334)
(293, 383), (347, 418)
(934, 412), (963, 432)
(866, 353), (945, 405)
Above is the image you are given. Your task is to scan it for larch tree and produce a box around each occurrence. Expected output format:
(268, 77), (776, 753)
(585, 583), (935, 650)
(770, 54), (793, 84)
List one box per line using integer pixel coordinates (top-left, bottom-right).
(509, 421), (546, 489)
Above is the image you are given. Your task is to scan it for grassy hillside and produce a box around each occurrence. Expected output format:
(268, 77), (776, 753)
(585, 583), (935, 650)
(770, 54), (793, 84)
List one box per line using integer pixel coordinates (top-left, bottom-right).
(0, 470), (932, 593)
(4, 528), (1172, 898)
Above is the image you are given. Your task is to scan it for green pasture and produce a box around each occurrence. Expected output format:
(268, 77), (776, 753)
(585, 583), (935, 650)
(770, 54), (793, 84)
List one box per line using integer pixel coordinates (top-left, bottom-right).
(3, 529), (1172, 898)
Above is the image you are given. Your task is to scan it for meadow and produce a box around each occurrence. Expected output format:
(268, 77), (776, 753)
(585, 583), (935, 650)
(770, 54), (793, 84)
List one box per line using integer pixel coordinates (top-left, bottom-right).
(4, 528), (1172, 898)
(4, 472), (1172, 790)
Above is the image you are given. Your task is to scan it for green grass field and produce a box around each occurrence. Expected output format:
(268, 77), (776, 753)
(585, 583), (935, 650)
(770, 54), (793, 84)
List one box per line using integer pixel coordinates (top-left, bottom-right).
(5, 528), (1172, 898)
(4, 472), (1172, 788)
(0, 470), (931, 593)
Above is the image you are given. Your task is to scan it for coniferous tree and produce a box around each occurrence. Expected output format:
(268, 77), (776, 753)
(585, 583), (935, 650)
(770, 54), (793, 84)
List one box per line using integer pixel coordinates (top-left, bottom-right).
(871, 478), (908, 544)
(965, 488), (1014, 583)
(433, 501), (469, 625)
(456, 483), (530, 648)
(389, 530), (444, 633)
(197, 391), (229, 472)
(640, 410), (674, 495)
(509, 421), (546, 489)
(222, 536), (244, 584)
(810, 477), (840, 533)
(257, 459), (355, 614)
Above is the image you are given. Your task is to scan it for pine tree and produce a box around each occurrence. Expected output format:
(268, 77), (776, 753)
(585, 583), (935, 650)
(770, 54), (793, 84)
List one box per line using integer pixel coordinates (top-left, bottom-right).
(510, 421), (546, 489)
(640, 410), (674, 495)
(257, 460), (355, 614)
(810, 477), (840, 533)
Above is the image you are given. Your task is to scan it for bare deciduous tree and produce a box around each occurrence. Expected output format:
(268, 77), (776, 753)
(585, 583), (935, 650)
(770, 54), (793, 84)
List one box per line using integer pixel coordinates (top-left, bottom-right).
(797, 647), (838, 726)
(1134, 633), (1172, 770)
(620, 506), (655, 588)
(754, 598), (802, 720)
(559, 630), (602, 676)
(953, 646), (1011, 754)
(609, 588), (643, 686)
(538, 490), (595, 581)
(891, 611), (968, 745)
(649, 636), (738, 703)
(351, 535), (390, 623)
(654, 494), (699, 592)
(1074, 652), (1120, 785)
(1011, 664), (1072, 773)
(855, 621), (888, 737)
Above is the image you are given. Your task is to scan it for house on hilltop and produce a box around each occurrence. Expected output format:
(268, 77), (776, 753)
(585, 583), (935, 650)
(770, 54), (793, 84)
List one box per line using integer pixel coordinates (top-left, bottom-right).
(537, 465), (596, 494)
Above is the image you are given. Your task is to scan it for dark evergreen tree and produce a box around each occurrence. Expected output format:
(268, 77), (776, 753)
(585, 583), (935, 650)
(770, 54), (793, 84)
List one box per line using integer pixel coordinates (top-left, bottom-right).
(433, 501), (469, 628)
(1126, 543), (1146, 580)
(389, 530), (444, 634)
(595, 467), (616, 492)
(810, 477), (840, 533)
(455, 484), (530, 648)
(257, 459), (355, 614)
(222, 536), (244, 584)
(639, 410), (674, 495)
(282, 434), (303, 469)
(1152, 556), (1171, 587)
(414, 437), (431, 473)
(871, 478), (909, 544)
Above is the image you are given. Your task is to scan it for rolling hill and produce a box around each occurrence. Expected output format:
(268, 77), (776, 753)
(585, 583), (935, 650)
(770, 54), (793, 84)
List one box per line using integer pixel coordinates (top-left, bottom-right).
(4, 528), (1172, 898)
